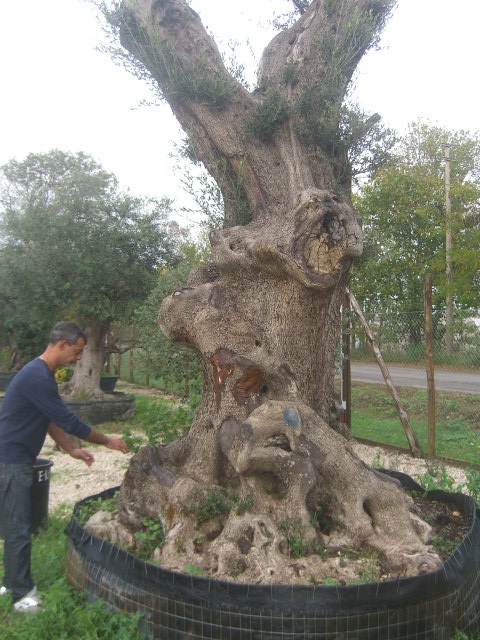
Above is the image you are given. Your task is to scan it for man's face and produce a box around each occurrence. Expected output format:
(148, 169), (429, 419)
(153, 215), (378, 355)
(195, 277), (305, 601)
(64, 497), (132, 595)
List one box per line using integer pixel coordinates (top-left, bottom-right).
(59, 337), (86, 366)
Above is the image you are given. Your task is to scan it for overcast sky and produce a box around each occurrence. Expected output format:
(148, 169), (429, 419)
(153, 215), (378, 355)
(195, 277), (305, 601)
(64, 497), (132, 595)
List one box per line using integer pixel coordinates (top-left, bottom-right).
(0, 0), (478, 228)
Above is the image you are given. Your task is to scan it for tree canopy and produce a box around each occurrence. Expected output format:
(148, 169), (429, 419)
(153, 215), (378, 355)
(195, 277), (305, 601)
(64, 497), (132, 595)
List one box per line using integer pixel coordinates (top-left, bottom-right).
(352, 122), (480, 321)
(0, 149), (181, 370)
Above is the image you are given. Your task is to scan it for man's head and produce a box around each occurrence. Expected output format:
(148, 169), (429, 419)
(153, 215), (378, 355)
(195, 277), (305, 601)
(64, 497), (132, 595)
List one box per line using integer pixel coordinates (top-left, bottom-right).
(47, 321), (88, 367)
(49, 321), (87, 347)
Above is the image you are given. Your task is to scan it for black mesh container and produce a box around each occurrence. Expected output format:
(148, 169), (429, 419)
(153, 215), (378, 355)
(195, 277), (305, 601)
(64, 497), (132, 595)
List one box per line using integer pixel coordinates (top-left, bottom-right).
(65, 471), (480, 639)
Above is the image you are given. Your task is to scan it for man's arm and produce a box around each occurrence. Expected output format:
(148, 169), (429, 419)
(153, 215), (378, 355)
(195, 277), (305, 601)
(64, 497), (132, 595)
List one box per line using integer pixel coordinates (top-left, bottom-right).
(47, 423), (95, 467)
(29, 374), (92, 441)
(83, 429), (129, 453)
(48, 423), (128, 459)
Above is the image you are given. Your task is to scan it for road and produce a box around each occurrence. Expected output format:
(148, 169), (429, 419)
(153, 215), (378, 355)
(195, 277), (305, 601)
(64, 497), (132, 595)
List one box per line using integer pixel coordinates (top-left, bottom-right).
(350, 362), (480, 395)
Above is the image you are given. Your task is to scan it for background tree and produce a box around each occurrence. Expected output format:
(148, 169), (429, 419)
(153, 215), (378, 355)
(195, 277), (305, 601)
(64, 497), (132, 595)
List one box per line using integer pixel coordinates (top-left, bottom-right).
(352, 121), (480, 347)
(135, 239), (210, 397)
(93, 0), (443, 582)
(0, 149), (181, 396)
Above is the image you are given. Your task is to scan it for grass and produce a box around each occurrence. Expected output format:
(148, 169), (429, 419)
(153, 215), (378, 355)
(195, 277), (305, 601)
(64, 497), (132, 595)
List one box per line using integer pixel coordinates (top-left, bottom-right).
(0, 506), (144, 640)
(350, 383), (480, 464)
(119, 395), (194, 451)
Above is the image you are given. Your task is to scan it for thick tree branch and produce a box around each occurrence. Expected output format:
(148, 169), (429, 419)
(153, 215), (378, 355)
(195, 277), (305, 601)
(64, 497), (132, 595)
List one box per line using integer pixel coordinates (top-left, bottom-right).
(121, 0), (276, 221)
(261, 0), (395, 90)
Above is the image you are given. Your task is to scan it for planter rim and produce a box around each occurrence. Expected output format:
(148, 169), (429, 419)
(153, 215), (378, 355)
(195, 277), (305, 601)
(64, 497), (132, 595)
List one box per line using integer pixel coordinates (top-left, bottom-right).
(65, 470), (480, 614)
(66, 393), (133, 406)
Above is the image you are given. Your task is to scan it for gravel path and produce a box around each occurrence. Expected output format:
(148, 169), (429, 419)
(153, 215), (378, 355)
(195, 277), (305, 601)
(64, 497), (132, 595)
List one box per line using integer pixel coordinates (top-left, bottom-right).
(42, 436), (467, 511)
(351, 442), (467, 487)
(41, 434), (132, 509)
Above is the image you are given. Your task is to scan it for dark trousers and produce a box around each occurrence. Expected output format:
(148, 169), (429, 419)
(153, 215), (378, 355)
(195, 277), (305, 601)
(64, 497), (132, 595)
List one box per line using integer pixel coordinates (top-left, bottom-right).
(0, 462), (35, 602)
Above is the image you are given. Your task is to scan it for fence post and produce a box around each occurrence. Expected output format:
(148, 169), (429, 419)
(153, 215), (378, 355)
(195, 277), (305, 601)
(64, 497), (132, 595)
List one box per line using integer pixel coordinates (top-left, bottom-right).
(129, 327), (136, 383)
(346, 288), (422, 458)
(115, 352), (122, 377)
(342, 292), (352, 430)
(424, 275), (436, 459)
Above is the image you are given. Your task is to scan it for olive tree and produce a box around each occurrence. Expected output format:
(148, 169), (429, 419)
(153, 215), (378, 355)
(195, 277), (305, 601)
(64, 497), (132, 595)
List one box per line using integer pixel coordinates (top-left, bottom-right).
(134, 240), (209, 397)
(96, 0), (441, 582)
(0, 149), (180, 397)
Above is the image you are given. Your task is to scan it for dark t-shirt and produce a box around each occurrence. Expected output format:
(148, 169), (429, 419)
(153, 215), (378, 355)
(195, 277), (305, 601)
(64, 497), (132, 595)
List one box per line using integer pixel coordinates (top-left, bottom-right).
(0, 358), (91, 464)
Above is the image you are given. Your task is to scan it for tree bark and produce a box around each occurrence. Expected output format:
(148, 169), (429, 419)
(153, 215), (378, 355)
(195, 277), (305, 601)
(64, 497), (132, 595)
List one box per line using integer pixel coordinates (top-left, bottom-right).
(95, 0), (442, 581)
(62, 320), (109, 399)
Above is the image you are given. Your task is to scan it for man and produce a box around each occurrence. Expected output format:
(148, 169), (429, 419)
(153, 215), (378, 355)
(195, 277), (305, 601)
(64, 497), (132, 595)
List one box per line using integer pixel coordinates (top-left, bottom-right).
(0, 321), (129, 612)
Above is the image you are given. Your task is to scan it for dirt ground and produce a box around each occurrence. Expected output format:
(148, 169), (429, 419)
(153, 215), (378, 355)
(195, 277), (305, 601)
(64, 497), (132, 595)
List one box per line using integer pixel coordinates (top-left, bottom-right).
(42, 434), (132, 509)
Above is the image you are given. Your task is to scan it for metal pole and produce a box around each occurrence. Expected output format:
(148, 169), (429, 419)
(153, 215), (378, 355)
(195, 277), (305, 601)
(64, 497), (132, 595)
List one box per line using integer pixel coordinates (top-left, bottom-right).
(342, 292), (352, 431)
(424, 275), (436, 459)
(443, 143), (454, 353)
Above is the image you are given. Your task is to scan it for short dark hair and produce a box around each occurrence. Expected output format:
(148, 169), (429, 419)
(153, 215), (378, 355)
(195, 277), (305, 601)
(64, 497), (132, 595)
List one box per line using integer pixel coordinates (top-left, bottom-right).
(49, 321), (87, 346)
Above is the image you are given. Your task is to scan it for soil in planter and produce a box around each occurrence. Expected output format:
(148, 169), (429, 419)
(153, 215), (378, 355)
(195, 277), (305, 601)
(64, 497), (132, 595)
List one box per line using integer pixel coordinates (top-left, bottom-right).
(81, 489), (473, 586)
(411, 493), (472, 561)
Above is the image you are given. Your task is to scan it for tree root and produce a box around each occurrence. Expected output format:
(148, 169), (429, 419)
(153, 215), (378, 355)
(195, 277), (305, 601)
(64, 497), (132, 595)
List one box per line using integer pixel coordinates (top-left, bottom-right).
(90, 401), (441, 583)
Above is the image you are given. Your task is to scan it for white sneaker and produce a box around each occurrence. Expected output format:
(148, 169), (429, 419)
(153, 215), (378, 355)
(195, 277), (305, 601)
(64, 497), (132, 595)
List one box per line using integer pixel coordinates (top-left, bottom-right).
(0, 585), (8, 596)
(13, 586), (42, 612)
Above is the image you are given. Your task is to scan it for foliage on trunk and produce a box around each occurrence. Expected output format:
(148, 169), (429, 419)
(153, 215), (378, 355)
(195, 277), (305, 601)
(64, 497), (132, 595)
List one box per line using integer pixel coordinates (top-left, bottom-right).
(92, 0), (442, 582)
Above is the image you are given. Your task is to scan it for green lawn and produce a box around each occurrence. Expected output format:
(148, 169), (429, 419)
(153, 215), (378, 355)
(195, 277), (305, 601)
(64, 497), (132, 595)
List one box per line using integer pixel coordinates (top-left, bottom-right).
(0, 506), (143, 640)
(351, 383), (480, 464)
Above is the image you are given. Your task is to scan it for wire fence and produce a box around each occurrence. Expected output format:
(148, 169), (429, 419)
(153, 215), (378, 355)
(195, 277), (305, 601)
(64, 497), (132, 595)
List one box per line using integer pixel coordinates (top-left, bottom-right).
(339, 299), (480, 463)
(349, 308), (480, 371)
(112, 300), (480, 462)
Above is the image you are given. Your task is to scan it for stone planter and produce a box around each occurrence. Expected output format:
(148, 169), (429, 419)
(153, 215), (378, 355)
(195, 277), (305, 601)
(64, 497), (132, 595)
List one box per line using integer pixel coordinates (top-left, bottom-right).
(64, 472), (480, 639)
(100, 376), (119, 394)
(66, 393), (134, 425)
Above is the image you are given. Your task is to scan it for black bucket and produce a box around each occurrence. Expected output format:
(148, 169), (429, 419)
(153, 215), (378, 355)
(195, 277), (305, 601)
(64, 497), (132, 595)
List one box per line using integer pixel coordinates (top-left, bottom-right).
(0, 458), (54, 539)
(31, 458), (54, 534)
(100, 376), (118, 394)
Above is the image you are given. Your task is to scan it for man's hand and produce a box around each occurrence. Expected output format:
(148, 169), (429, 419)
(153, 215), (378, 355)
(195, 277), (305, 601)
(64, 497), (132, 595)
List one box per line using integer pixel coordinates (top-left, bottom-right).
(104, 436), (129, 454)
(70, 448), (95, 467)
(84, 429), (129, 453)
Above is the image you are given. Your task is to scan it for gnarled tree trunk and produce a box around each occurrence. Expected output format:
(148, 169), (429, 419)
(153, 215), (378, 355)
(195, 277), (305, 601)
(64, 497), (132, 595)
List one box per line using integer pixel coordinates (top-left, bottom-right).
(96, 0), (441, 582)
(62, 319), (109, 399)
